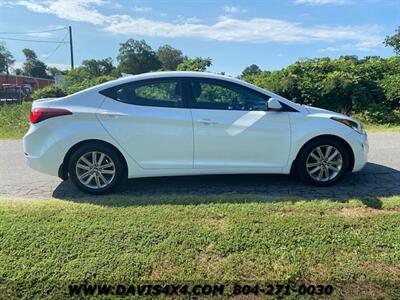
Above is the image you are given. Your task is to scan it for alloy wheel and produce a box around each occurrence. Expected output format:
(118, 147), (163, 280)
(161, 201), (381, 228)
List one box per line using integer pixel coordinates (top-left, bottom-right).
(75, 151), (116, 189)
(306, 145), (343, 182)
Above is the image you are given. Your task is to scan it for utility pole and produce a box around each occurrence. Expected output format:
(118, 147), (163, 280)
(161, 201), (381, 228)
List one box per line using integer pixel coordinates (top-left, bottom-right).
(68, 26), (74, 69)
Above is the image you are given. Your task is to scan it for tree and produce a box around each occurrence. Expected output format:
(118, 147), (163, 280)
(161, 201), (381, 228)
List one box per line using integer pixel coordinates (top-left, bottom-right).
(380, 74), (400, 109)
(117, 39), (161, 75)
(384, 26), (400, 55)
(64, 67), (90, 85)
(63, 58), (114, 84)
(156, 45), (185, 70)
(241, 64), (262, 77)
(22, 48), (49, 78)
(339, 55), (359, 63)
(0, 43), (15, 75)
(82, 57), (115, 77)
(47, 66), (65, 78)
(23, 48), (37, 60)
(176, 57), (212, 72)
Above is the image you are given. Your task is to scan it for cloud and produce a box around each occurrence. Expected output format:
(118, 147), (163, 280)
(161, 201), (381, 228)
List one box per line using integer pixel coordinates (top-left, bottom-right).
(0, 1), (14, 7)
(223, 6), (248, 13)
(104, 15), (383, 51)
(294, 0), (352, 5)
(319, 40), (382, 52)
(13, 61), (70, 70)
(16, 0), (107, 25)
(131, 6), (152, 12)
(185, 17), (203, 24)
(174, 15), (203, 24)
(26, 32), (53, 38)
(16, 0), (383, 51)
(16, 0), (51, 12)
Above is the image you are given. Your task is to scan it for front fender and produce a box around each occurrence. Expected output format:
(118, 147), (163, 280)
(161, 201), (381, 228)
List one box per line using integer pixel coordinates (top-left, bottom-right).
(284, 114), (359, 173)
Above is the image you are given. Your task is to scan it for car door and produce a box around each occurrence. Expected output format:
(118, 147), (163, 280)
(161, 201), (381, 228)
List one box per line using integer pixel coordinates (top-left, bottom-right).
(188, 78), (291, 170)
(98, 78), (193, 169)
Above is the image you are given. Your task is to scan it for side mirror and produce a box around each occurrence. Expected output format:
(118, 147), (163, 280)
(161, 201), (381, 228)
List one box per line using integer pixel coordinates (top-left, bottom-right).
(267, 98), (282, 111)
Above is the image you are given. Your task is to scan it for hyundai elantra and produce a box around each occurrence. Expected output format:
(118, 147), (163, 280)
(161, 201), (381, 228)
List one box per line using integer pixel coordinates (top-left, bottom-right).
(23, 72), (368, 194)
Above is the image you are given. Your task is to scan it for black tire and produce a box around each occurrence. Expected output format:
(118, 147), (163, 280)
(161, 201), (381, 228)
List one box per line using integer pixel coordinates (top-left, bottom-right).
(297, 138), (350, 186)
(68, 143), (125, 194)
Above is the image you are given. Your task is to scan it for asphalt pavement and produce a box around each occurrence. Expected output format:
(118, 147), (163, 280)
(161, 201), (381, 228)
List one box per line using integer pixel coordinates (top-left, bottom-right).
(0, 132), (399, 201)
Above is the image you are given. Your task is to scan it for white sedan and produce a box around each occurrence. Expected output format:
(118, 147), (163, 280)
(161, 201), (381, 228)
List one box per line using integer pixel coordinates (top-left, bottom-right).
(23, 71), (368, 194)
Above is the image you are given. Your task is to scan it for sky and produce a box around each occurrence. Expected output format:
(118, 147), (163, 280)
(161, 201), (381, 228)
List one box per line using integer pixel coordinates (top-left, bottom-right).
(0, 0), (399, 75)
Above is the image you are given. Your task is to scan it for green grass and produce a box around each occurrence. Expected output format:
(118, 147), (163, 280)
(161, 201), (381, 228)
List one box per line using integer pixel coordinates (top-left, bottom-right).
(1, 195), (400, 299)
(0, 102), (31, 139)
(352, 112), (400, 132)
(365, 124), (400, 132)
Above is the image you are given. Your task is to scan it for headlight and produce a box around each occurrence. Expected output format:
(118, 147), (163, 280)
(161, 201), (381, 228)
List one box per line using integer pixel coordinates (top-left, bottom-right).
(331, 117), (365, 135)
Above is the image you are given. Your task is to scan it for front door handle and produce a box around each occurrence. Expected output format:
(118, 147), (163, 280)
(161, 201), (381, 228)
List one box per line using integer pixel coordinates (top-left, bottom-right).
(196, 119), (218, 125)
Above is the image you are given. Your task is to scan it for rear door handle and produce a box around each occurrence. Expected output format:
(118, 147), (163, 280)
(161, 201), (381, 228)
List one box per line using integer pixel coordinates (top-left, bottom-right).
(99, 111), (125, 118)
(196, 119), (218, 125)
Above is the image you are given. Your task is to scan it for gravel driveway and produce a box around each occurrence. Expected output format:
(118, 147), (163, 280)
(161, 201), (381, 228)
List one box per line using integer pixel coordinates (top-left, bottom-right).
(0, 132), (399, 201)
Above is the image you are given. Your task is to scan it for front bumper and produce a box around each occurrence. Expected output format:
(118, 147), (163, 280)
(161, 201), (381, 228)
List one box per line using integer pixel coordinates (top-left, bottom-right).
(350, 132), (368, 172)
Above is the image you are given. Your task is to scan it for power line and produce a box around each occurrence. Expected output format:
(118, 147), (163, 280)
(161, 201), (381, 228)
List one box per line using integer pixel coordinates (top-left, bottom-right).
(0, 25), (74, 69)
(0, 37), (68, 43)
(0, 27), (67, 35)
(43, 32), (69, 62)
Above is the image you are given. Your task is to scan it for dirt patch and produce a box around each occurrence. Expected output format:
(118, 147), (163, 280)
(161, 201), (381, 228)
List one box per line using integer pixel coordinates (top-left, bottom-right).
(339, 207), (398, 217)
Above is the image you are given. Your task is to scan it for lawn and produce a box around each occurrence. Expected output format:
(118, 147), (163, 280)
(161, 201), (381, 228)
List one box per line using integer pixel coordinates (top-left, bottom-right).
(0, 102), (31, 139)
(364, 124), (400, 132)
(1, 194), (400, 299)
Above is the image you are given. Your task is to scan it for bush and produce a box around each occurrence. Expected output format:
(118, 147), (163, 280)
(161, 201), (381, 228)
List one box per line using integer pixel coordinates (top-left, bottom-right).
(353, 103), (400, 125)
(28, 75), (116, 101)
(31, 85), (66, 100)
(64, 75), (115, 95)
(242, 56), (400, 114)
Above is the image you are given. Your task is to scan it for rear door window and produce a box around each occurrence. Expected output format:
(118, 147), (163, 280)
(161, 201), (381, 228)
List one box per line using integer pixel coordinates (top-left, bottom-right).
(100, 79), (183, 108)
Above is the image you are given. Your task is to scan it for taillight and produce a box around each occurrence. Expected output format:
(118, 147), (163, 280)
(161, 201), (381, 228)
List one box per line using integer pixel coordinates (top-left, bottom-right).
(30, 108), (72, 124)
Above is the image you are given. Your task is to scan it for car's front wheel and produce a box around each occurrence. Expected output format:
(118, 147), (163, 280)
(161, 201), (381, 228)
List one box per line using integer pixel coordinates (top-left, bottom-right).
(298, 138), (350, 186)
(68, 143), (125, 194)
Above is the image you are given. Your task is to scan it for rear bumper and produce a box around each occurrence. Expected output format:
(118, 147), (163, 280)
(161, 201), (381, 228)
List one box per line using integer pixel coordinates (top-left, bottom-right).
(24, 154), (60, 176)
(23, 125), (64, 177)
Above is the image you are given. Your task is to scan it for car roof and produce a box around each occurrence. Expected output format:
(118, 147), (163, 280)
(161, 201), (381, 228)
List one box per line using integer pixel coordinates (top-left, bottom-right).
(93, 71), (244, 89)
(91, 71), (271, 96)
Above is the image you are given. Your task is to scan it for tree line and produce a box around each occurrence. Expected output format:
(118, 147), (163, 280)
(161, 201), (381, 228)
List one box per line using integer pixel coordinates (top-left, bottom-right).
(239, 28), (400, 124)
(0, 39), (212, 79)
(242, 56), (400, 124)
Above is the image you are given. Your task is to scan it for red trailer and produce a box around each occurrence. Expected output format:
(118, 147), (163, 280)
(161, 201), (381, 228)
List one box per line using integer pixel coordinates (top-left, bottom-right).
(0, 74), (55, 103)
(0, 74), (54, 91)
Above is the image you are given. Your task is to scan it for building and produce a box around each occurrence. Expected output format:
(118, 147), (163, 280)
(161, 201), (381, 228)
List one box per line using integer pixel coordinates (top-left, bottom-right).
(0, 74), (54, 91)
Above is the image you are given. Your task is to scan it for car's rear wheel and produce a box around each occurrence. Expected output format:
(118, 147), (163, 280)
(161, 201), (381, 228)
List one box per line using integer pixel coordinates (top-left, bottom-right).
(298, 138), (350, 186)
(68, 143), (125, 194)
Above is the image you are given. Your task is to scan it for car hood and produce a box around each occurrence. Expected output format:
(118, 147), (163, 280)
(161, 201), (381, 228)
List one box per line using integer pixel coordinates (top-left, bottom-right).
(304, 105), (349, 119)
